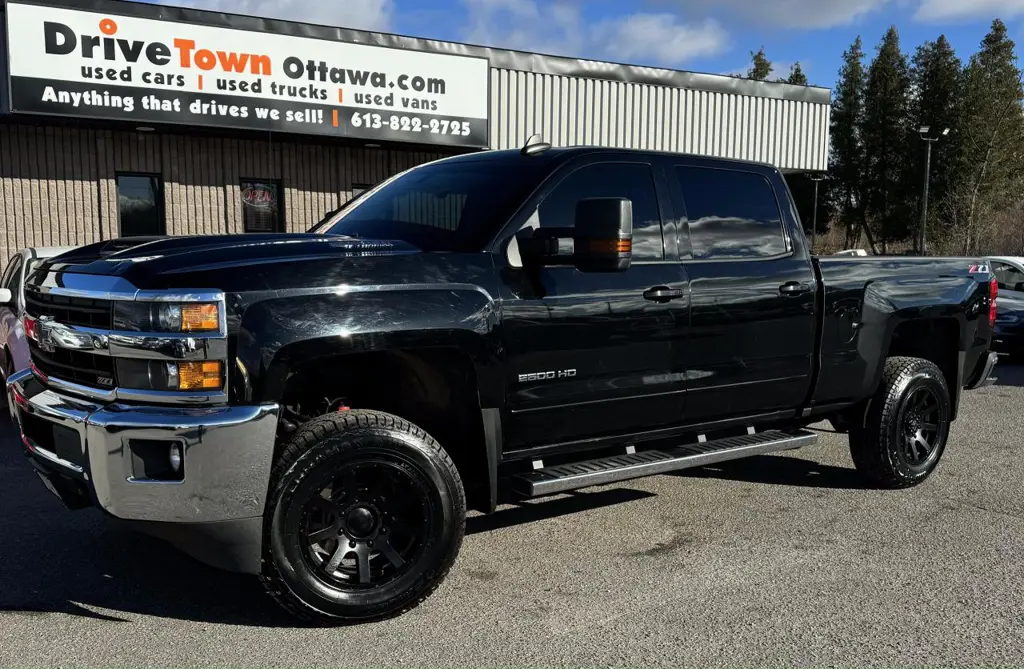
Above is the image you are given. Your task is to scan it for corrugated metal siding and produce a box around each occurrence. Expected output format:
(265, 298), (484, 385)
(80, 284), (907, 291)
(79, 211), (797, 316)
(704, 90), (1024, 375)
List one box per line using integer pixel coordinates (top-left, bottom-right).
(489, 68), (830, 172)
(0, 122), (454, 262)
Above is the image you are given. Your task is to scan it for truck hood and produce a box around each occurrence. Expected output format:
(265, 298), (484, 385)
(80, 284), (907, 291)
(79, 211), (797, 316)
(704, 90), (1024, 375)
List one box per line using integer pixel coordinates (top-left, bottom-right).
(35, 233), (420, 282)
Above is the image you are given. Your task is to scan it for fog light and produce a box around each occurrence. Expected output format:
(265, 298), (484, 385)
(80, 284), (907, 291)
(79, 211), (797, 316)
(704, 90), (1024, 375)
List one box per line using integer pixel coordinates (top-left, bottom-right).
(169, 443), (182, 473)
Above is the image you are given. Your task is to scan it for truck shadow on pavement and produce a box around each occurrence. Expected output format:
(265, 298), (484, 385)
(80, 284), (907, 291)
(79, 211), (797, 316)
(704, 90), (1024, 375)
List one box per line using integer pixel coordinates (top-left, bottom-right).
(992, 360), (1024, 387)
(0, 419), (658, 626)
(0, 421), (292, 626)
(677, 453), (868, 490)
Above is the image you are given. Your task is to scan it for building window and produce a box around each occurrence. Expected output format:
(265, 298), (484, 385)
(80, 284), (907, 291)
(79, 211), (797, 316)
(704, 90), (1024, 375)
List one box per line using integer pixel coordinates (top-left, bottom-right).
(241, 180), (284, 233)
(116, 173), (165, 237)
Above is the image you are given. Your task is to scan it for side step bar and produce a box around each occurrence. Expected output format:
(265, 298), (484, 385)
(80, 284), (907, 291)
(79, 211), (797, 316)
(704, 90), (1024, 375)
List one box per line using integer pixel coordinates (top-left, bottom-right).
(512, 429), (818, 498)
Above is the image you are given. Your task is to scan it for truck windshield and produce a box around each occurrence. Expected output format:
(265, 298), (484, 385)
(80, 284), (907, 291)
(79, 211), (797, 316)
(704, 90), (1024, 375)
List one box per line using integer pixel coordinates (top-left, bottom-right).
(314, 159), (545, 252)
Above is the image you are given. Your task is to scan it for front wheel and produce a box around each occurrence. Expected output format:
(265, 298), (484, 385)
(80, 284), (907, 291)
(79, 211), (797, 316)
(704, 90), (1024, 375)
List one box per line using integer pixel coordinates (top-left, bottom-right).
(849, 357), (951, 489)
(261, 410), (466, 625)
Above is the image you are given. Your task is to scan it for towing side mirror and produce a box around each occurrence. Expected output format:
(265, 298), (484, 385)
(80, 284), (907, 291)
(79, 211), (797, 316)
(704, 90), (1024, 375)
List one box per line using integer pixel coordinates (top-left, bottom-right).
(572, 197), (632, 273)
(517, 197), (633, 273)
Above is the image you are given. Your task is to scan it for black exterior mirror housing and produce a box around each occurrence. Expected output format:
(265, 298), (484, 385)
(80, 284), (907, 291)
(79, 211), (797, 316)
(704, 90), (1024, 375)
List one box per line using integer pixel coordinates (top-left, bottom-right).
(573, 198), (632, 273)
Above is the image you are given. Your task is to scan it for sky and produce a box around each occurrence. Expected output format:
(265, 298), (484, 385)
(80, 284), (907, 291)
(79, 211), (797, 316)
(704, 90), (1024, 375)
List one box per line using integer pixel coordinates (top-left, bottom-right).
(146, 0), (1024, 93)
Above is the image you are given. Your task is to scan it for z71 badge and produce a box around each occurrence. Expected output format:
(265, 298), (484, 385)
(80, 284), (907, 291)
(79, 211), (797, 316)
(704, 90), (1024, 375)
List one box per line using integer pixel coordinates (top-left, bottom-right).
(518, 369), (577, 383)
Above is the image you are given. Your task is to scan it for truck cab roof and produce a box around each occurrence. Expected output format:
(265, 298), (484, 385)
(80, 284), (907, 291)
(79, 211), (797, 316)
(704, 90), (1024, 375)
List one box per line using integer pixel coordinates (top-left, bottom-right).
(436, 145), (779, 172)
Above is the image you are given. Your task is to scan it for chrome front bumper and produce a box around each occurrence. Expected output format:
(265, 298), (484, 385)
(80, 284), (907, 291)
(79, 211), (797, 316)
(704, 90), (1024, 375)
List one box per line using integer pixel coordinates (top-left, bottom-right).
(7, 368), (280, 524)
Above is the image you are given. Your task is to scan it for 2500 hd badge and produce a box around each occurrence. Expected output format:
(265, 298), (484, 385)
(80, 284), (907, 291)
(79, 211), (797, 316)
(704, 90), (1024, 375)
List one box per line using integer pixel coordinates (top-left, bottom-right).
(518, 369), (577, 382)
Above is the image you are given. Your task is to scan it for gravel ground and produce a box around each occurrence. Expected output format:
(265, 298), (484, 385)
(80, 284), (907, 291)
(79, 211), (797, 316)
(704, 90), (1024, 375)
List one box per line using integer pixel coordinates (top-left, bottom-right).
(1, 364), (1023, 668)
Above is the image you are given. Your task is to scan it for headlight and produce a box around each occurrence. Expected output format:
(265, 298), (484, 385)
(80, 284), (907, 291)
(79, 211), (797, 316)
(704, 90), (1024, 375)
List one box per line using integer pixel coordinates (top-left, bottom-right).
(114, 302), (221, 333)
(115, 360), (224, 392)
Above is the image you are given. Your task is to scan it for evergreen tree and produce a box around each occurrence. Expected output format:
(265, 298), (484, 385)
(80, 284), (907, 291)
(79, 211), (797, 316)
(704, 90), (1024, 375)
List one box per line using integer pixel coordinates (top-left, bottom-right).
(863, 26), (913, 246)
(830, 36), (873, 250)
(785, 62), (808, 85)
(748, 47), (772, 81)
(908, 36), (962, 250)
(954, 19), (1024, 253)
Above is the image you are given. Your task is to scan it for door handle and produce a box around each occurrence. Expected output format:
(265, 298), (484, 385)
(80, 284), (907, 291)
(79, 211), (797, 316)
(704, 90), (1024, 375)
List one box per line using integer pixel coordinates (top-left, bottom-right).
(643, 286), (685, 303)
(779, 282), (811, 296)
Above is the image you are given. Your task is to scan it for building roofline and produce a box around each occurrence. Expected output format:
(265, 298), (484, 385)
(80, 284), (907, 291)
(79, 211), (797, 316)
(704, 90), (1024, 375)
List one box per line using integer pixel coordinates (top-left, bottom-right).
(0, 0), (832, 107)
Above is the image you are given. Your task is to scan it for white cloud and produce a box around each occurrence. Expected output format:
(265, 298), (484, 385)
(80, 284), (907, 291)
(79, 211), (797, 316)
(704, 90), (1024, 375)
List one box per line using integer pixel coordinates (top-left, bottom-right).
(461, 0), (727, 66)
(164, 0), (394, 32)
(683, 0), (890, 29)
(914, 0), (1024, 21)
(595, 14), (729, 65)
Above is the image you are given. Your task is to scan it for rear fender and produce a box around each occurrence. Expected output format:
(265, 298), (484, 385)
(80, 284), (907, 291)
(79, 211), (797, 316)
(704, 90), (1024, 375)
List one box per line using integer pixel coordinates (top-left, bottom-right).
(856, 276), (984, 410)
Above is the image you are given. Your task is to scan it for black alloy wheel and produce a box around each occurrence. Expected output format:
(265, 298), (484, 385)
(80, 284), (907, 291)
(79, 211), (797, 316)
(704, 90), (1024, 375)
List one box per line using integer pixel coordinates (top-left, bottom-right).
(898, 385), (943, 472)
(262, 410), (465, 625)
(849, 356), (951, 489)
(301, 461), (431, 589)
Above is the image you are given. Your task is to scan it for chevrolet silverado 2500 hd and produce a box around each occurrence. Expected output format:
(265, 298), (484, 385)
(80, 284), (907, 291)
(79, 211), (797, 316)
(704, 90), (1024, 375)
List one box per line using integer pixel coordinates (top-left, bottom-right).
(7, 144), (999, 625)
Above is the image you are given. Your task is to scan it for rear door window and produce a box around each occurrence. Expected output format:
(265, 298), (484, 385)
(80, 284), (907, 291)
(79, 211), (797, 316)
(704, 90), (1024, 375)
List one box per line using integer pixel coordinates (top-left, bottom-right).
(674, 166), (788, 260)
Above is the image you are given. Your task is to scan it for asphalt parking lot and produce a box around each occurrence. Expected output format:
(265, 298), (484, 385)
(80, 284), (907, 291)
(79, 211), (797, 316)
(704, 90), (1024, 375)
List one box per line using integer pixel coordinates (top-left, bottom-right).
(2, 364), (1023, 668)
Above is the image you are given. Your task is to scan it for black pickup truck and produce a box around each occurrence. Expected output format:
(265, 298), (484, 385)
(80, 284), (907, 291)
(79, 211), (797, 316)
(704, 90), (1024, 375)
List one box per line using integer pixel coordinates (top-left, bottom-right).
(6, 142), (999, 625)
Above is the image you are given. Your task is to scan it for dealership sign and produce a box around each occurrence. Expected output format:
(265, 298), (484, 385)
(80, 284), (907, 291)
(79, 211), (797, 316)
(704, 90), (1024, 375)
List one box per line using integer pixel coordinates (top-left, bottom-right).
(3, 1), (490, 147)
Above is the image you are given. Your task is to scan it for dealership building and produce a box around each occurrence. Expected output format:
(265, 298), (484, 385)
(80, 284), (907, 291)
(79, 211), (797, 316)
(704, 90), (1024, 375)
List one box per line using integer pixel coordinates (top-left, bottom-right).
(0, 0), (831, 262)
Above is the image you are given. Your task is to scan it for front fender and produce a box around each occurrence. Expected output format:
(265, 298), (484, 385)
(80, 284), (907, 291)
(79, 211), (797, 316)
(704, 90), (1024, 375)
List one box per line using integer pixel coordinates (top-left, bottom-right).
(230, 285), (502, 406)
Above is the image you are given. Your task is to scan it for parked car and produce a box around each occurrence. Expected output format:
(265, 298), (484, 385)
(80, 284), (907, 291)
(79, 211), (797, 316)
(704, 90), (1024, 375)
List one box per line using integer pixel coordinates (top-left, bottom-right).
(8, 145), (998, 625)
(987, 256), (1024, 358)
(0, 246), (77, 404)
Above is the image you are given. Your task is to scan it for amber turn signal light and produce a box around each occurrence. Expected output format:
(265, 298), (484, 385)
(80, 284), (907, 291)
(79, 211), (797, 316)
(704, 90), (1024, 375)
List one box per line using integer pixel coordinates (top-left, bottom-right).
(181, 304), (219, 332)
(177, 361), (223, 390)
(587, 239), (632, 253)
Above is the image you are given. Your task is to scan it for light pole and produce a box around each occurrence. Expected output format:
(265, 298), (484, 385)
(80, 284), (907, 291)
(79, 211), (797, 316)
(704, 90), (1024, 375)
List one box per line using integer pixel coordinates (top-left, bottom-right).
(808, 173), (826, 254)
(918, 125), (949, 256)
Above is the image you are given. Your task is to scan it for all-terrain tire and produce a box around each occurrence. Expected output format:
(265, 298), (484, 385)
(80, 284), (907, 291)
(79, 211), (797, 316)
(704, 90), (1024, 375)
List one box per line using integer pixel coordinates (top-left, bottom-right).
(849, 356), (951, 489)
(260, 410), (466, 625)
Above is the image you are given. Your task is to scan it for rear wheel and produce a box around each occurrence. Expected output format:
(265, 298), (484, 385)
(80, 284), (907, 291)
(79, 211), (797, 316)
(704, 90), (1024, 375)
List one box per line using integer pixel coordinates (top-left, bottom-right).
(849, 357), (951, 489)
(261, 410), (466, 625)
